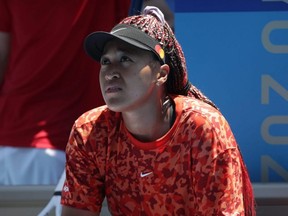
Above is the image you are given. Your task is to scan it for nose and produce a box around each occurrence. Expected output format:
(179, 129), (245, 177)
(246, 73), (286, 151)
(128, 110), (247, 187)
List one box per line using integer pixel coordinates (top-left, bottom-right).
(105, 72), (120, 81)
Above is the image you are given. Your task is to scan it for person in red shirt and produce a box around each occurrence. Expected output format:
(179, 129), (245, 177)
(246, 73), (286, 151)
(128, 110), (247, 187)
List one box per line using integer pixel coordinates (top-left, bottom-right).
(0, 0), (131, 185)
(61, 6), (256, 216)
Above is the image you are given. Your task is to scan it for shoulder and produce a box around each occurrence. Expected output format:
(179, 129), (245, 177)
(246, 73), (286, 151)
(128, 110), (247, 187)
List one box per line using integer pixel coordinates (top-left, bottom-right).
(75, 105), (116, 126)
(173, 95), (223, 124)
(67, 105), (121, 154)
(173, 95), (238, 151)
(72, 105), (121, 137)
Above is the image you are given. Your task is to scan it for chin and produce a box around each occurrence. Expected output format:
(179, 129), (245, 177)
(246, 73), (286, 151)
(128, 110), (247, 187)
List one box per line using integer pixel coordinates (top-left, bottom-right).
(107, 106), (125, 113)
(105, 99), (124, 112)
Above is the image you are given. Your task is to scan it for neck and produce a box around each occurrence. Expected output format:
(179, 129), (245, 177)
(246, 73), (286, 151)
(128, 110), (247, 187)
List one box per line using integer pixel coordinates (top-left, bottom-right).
(122, 96), (174, 142)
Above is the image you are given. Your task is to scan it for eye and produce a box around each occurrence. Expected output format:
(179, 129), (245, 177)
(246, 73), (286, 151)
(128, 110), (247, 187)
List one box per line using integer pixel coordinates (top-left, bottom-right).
(100, 57), (110, 65)
(120, 55), (132, 62)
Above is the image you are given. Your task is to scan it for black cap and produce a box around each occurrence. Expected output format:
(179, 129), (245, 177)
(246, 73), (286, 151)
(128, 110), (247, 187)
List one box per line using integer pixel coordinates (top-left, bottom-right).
(84, 24), (165, 64)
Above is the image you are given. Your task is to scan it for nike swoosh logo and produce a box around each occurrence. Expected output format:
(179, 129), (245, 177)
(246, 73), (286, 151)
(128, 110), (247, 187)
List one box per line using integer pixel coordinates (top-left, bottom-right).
(111, 27), (127, 34)
(140, 172), (153, 177)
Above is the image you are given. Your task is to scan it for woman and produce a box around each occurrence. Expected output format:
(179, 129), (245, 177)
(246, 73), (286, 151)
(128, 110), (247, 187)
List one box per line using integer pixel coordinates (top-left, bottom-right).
(61, 6), (255, 216)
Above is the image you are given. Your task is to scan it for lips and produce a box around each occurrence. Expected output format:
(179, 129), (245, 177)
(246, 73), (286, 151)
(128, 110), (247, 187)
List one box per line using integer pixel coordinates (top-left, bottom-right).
(105, 86), (122, 93)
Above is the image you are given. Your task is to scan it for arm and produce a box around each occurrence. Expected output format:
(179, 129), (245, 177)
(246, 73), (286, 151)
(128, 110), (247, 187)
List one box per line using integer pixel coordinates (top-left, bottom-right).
(0, 31), (10, 86)
(191, 113), (254, 215)
(200, 149), (246, 215)
(143, 0), (174, 30)
(62, 206), (99, 216)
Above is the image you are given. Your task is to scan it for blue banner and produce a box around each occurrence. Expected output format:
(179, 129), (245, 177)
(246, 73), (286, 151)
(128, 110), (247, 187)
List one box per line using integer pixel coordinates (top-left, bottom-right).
(175, 0), (288, 12)
(175, 2), (288, 182)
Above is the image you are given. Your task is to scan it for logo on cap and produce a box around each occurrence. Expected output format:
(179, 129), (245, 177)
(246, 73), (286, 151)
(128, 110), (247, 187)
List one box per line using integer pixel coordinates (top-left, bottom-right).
(111, 27), (127, 34)
(155, 44), (165, 61)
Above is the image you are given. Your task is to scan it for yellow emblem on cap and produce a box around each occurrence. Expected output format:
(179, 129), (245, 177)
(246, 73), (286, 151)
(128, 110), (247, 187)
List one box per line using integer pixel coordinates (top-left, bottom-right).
(155, 44), (165, 61)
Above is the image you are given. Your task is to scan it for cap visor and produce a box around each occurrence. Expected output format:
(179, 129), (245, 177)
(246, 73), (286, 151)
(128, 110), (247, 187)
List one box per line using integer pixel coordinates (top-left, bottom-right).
(84, 32), (151, 62)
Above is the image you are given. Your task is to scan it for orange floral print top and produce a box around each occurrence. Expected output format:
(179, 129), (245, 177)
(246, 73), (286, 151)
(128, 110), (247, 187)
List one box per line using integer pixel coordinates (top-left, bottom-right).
(61, 95), (250, 216)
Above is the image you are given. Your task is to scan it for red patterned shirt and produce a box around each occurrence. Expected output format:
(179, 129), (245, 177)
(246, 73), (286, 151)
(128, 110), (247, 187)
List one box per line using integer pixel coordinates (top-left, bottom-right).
(61, 95), (248, 215)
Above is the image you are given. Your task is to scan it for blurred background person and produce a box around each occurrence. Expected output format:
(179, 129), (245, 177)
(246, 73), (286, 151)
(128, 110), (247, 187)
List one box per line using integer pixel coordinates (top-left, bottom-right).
(0, 0), (131, 186)
(0, 0), (173, 186)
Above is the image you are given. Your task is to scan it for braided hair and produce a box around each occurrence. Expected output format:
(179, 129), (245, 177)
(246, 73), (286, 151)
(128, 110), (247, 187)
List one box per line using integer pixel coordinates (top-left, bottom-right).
(119, 7), (218, 110)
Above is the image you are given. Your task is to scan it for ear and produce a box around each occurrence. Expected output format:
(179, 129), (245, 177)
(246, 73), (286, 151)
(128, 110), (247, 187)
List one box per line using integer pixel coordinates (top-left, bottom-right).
(156, 64), (170, 86)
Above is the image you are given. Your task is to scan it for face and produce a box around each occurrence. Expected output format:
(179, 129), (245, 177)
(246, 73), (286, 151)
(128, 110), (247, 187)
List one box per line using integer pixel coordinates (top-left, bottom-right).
(99, 39), (162, 113)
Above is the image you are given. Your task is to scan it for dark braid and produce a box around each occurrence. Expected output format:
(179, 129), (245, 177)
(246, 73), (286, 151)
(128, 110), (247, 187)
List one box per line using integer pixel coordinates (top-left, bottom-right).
(120, 13), (218, 110)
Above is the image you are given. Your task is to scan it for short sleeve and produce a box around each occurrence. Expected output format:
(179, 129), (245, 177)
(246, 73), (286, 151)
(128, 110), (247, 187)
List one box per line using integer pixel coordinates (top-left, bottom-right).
(61, 125), (105, 213)
(191, 113), (245, 215)
(195, 148), (245, 215)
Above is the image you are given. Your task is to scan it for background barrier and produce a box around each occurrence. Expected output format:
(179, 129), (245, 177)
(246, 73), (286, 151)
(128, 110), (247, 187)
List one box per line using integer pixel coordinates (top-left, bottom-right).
(0, 184), (287, 216)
